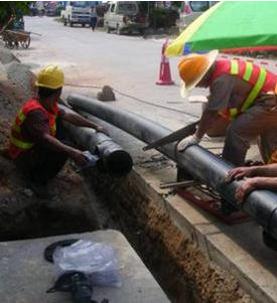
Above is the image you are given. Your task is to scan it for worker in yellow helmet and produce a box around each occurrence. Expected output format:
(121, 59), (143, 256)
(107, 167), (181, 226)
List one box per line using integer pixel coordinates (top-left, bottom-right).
(8, 64), (106, 198)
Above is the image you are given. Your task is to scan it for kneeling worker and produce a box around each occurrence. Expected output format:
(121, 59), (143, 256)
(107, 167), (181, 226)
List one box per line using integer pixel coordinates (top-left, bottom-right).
(8, 64), (105, 197)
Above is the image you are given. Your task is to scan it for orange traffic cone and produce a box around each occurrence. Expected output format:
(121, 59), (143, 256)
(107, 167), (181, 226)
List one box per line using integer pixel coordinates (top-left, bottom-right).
(156, 39), (174, 86)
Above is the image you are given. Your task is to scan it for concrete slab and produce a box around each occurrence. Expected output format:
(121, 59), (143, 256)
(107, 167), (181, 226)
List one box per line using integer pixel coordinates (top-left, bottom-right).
(0, 230), (169, 303)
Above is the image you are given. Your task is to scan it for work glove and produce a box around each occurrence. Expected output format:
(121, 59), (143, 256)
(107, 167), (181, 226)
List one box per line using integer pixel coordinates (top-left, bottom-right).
(177, 134), (200, 152)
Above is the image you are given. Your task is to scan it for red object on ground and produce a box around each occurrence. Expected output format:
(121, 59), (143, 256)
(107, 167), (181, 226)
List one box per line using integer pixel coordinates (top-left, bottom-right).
(177, 189), (250, 225)
(156, 40), (174, 86)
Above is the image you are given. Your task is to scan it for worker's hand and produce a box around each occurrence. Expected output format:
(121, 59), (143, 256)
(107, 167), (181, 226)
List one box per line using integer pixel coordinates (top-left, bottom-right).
(95, 126), (108, 135)
(226, 166), (256, 183)
(70, 149), (89, 166)
(235, 178), (257, 203)
(177, 134), (200, 152)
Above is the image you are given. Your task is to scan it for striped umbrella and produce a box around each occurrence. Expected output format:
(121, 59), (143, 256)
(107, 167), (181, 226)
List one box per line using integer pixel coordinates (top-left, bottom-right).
(166, 1), (277, 56)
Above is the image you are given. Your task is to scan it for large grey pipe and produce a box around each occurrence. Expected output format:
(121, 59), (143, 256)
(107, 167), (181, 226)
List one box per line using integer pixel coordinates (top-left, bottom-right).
(60, 105), (133, 177)
(68, 94), (277, 240)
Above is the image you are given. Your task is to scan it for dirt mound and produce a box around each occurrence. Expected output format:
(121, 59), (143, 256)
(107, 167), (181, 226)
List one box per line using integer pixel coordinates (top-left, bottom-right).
(5, 61), (35, 100)
(0, 46), (19, 65)
(0, 63), (8, 81)
(0, 80), (29, 146)
(0, 156), (99, 240)
(0, 46), (36, 148)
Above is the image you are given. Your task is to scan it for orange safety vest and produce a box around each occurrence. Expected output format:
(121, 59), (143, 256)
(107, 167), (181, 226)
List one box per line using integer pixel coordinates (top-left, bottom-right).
(210, 59), (277, 120)
(9, 99), (58, 159)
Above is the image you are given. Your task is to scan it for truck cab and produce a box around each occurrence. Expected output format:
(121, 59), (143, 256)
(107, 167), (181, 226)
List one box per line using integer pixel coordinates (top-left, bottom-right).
(104, 1), (149, 35)
(61, 1), (94, 27)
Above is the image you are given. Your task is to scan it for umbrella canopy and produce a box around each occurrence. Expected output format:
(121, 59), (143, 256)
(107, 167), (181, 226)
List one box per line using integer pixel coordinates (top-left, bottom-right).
(166, 1), (277, 57)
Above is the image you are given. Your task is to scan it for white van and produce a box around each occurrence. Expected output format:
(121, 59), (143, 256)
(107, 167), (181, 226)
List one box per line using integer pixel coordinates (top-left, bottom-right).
(104, 1), (148, 35)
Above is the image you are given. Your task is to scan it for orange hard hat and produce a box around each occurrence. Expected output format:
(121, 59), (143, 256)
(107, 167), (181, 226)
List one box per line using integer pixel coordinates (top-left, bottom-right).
(178, 50), (218, 97)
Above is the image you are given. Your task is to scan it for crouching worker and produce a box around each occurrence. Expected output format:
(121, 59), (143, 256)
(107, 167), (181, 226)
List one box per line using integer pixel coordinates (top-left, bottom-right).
(177, 50), (277, 167)
(8, 64), (106, 198)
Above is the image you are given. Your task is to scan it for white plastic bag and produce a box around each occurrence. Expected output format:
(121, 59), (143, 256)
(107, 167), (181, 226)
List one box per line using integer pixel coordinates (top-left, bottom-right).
(53, 240), (122, 287)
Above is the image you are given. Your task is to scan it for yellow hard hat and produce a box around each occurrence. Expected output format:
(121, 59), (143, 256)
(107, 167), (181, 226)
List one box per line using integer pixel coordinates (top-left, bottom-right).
(178, 50), (218, 97)
(35, 64), (64, 89)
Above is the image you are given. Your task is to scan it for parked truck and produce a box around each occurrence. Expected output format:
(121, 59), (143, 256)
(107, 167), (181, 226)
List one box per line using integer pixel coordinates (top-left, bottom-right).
(61, 1), (98, 27)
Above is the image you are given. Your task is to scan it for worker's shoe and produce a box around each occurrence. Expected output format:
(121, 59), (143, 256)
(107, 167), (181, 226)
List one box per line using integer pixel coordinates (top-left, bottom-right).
(27, 182), (54, 200)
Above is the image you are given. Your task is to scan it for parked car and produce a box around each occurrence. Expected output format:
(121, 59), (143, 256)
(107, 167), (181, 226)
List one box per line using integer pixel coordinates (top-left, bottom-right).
(104, 1), (149, 35)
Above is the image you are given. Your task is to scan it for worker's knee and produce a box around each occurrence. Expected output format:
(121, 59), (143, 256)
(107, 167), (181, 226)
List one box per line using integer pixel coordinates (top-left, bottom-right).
(225, 123), (250, 149)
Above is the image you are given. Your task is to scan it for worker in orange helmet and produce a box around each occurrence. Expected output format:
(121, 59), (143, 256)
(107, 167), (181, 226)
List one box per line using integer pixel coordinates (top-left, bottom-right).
(177, 50), (277, 167)
(8, 64), (106, 198)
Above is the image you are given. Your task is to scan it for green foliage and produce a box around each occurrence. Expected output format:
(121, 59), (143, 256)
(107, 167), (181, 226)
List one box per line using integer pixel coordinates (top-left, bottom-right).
(0, 2), (30, 28)
(149, 7), (179, 29)
(137, 2), (179, 29)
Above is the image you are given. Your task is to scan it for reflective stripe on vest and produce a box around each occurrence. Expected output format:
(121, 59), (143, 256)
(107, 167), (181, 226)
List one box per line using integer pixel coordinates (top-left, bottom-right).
(241, 67), (267, 113)
(10, 100), (57, 154)
(10, 135), (34, 149)
(227, 60), (267, 119)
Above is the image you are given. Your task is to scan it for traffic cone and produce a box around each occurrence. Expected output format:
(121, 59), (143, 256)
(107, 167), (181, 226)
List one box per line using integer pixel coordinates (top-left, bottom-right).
(156, 39), (174, 86)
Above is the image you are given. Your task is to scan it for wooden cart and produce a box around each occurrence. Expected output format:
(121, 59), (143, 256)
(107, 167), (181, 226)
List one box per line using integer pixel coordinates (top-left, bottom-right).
(1, 30), (31, 49)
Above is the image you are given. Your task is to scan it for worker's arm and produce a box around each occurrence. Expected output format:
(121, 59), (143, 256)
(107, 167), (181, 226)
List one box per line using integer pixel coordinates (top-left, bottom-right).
(22, 111), (88, 166)
(177, 109), (219, 151)
(41, 133), (88, 166)
(195, 109), (218, 139)
(196, 75), (234, 140)
(227, 163), (277, 181)
(61, 111), (107, 133)
(235, 176), (277, 202)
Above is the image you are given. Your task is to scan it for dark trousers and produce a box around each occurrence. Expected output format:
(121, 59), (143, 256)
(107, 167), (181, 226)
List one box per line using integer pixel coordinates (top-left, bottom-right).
(91, 17), (97, 30)
(15, 144), (68, 185)
(222, 95), (277, 166)
(15, 119), (68, 184)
